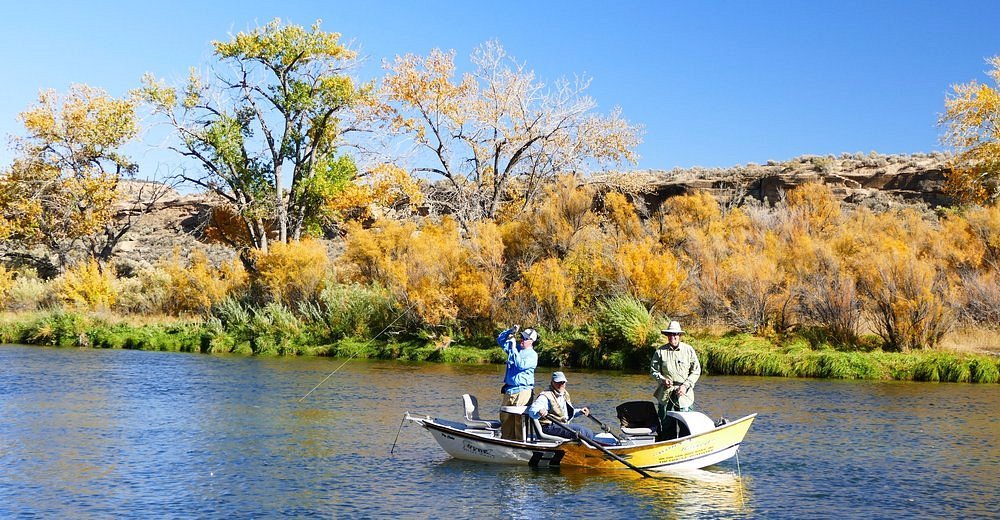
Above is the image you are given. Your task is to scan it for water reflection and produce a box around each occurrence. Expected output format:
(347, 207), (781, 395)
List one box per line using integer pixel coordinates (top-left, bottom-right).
(422, 459), (754, 519)
(1, 345), (998, 519)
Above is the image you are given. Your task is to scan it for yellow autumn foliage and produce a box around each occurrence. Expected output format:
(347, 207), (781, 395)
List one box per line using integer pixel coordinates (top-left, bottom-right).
(515, 257), (576, 328)
(1, 84), (137, 268)
(939, 56), (1000, 204)
(522, 175), (600, 258)
(653, 190), (721, 247)
(253, 239), (330, 305)
(57, 259), (117, 312)
(325, 163), (425, 222)
(612, 239), (689, 316)
(343, 217), (494, 326)
(0, 265), (14, 307)
(855, 249), (951, 351)
(784, 182), (842, 234)
(161, 250), (247, 316)
(603, 191), (646, 244)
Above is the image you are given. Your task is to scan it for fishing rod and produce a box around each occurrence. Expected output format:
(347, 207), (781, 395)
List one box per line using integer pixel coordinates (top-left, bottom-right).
(584, 413), (624, 443)
(298, 300), (417, 402)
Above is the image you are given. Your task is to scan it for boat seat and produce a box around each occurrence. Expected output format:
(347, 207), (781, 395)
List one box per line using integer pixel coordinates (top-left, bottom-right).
(616, 400), (660, 437)
(528, 416), (565, 443)
(496, 405), (563, 444)
(462, 394), (501, 430)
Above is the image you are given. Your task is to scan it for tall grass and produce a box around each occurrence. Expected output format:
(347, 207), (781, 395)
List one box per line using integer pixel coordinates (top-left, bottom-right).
(594, 295), (660, 368)
(3, 300), (997, 384)
(699, 336), (1000, 383)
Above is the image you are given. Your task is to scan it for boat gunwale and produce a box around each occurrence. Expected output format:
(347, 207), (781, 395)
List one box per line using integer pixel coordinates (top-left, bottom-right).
(413, 414), (569, 451)
(410, 411), (757, 455)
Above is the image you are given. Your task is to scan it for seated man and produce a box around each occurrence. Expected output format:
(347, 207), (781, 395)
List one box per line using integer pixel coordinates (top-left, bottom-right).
(528, 371), (616, 445)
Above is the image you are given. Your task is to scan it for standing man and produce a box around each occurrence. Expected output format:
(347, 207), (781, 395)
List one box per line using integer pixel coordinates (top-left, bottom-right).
(498, 325), (538, 441)
(650, 320), (701, 440)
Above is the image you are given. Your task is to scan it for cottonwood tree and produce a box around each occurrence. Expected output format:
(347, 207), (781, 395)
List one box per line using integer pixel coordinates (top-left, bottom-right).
(0, 85), (151, 274)
(940, 55), (1000, 204)
(381, 41), (643, 229)
(139, 19), (413, 257)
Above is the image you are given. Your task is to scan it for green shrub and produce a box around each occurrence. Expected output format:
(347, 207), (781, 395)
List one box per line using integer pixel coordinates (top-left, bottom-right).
(593, 295), (660, 369)
(969, 356), (1000, 384)
(249, 303), (305, 355)
(812, 351), (884, 379)
(308, 283), (396, 340)
(28, 311), (90, 346)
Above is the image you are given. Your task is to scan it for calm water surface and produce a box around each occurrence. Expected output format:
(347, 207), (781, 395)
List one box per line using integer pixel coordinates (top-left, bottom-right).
(1, 344), (997, 519)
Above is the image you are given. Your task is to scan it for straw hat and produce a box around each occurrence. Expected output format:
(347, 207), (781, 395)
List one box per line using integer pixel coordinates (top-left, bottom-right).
(660, 321), (684, 335)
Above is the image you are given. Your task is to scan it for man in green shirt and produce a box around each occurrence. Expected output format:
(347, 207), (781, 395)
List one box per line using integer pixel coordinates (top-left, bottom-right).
(650, 320), (702, 440)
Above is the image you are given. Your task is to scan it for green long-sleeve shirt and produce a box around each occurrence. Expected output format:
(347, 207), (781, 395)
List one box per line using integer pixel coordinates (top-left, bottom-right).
(650, 341), (701, 410)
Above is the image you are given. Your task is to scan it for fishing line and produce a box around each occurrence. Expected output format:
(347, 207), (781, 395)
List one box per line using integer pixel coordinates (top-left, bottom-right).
(736, 449), (746, 510)
(298, 300), (417, 402)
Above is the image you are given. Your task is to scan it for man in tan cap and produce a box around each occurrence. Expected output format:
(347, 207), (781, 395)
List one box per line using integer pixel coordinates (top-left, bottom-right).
(528, 371), (614, 444)
(650, 320), (701, 440)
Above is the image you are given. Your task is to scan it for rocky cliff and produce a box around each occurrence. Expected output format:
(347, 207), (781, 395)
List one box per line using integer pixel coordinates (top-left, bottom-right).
(633, 151), (952, 212)
(114, 152), (952, 271)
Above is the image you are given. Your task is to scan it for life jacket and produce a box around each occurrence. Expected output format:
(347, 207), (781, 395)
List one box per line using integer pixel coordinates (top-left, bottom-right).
(536, 388), (574, 426)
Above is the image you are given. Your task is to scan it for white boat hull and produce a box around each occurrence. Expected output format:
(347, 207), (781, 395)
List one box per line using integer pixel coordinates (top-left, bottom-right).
(407, 411), (756, 473)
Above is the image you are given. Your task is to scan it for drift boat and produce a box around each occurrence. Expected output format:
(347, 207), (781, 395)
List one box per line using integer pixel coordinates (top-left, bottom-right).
(403, 395), (756, 474)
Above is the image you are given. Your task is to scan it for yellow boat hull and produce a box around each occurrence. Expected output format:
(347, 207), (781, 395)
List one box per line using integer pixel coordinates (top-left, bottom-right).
(407, 411), (756, 473)
(560, 414), (755, 471)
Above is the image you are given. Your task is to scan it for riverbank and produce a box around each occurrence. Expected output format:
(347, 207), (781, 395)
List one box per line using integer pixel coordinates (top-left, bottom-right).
(2, 311), (997, 383)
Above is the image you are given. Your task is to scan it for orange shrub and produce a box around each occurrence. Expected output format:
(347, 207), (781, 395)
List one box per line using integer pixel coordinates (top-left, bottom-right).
(962, 202), (1000, 269)
(343, 217), (491, 327)
(521, 174), (599, 258)
(603, 191), (645, 244)
(562, 231), (616, 310)
(653, 190), (721, 248)
(784, 182), (842, 234)
(456, 220), (506, 323)
(612, 238), (690, 316)
(0, 265), (14, 308)
(253, 238), (330, 305)
(161, 250), (247, 316)
(514, 257), (576, 328)
(855, 250), (952, 351)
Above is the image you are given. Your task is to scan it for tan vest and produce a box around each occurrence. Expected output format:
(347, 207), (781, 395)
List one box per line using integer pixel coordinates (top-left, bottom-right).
(536, 389), (574, 425)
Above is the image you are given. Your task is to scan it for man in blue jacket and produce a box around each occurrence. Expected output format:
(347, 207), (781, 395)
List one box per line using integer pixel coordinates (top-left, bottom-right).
(498, 325), (538, 440)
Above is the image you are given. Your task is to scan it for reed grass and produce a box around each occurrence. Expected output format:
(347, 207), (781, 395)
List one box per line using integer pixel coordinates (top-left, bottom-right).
(3, 308), (998, 383)
(697, 335), (1000, 383)
(595, 295), (660, 352)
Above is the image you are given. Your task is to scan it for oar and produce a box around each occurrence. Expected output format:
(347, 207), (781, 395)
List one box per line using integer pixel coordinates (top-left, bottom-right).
(546, 416), (653, 478)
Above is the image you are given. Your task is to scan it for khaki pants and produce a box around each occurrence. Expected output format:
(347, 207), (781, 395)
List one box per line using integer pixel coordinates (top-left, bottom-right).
(500, 390), (533, 441)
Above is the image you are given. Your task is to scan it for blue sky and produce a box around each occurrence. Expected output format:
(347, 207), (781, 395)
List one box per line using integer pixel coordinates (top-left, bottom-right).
(1, 1), (998, 176)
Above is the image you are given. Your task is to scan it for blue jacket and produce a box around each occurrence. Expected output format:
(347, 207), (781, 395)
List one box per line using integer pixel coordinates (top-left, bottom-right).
(498, 327), (537, 395)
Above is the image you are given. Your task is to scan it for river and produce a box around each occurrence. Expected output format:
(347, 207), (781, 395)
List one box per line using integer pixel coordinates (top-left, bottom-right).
(1, 344), (997, 518)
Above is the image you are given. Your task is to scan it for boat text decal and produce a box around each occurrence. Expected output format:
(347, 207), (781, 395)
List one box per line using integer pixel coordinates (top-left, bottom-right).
(462, 441), (495, 459)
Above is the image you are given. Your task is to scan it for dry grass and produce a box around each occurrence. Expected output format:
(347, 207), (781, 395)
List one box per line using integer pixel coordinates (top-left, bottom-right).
(938, 326), (1000, 355)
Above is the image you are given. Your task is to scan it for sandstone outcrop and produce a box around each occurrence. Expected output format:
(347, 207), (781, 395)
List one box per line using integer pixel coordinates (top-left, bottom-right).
(633, 152), (952, 212)
(112, 152), (952, 270)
